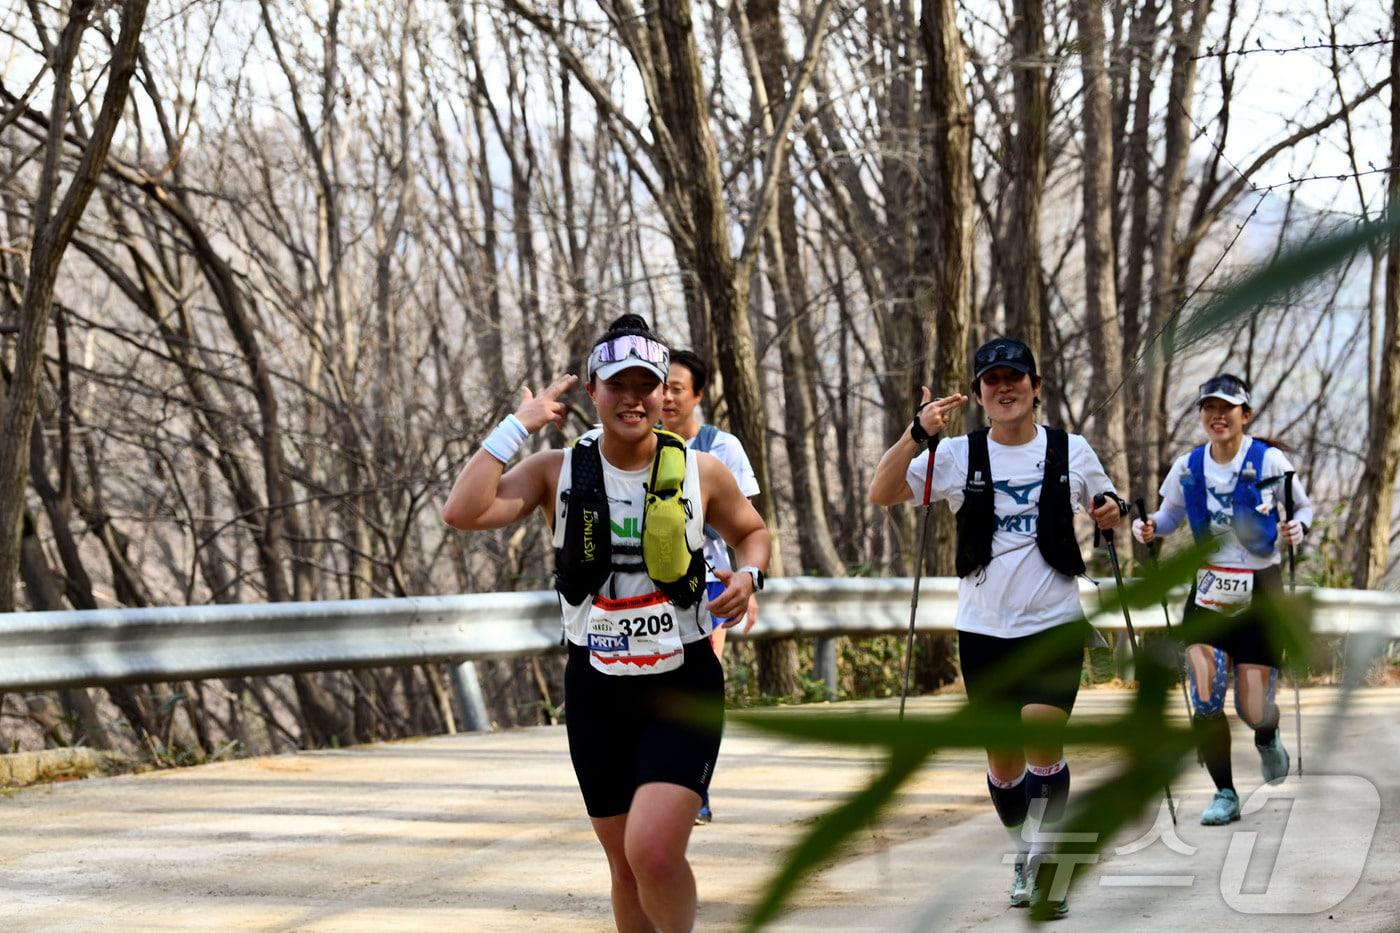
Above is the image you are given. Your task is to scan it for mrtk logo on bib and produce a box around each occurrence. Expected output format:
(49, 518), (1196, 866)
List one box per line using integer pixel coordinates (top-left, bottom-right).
(588, 632), (629, 653)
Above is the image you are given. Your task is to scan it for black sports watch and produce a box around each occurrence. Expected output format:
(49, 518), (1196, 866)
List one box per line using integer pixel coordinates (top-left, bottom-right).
(736, 565), (765, 592)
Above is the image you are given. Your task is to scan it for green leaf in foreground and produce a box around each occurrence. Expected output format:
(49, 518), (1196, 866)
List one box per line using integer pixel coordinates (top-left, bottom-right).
(1171, 214), (1400, 354)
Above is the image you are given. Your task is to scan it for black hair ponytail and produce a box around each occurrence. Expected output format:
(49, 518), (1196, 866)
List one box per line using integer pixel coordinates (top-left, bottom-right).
(593, 313), (656, 347)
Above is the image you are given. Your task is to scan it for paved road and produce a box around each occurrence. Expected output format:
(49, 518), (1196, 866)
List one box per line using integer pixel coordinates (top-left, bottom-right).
(1, 687), (1395, 931)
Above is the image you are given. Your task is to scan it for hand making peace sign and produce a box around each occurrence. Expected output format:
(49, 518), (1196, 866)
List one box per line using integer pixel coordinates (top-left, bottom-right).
(514, 374), (578, 433)
(914, 387), (968, 438)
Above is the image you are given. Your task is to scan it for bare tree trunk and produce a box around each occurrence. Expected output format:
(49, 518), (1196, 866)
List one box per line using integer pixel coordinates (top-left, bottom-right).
(914, 0), (974, 689)
(647, 0), (773, 529)
(17, 507), (112, 748)
(641, 0), (835, 696)
(1141, 0), (1211, 496)
(0, 0), (148, 611)
(1120, 0), (1164, 496)
(1074, 0), (1130, 492)
(1004, 0), (1047, 353)
(1353, 7), (1400, 588)
(740, 0), (845, 577)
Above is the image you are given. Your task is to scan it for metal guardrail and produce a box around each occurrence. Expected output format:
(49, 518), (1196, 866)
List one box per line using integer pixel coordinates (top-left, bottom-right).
(0, 578), (1396, 695)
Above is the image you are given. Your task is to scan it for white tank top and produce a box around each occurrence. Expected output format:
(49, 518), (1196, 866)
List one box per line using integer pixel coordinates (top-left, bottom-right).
(552, 439), (710, 646)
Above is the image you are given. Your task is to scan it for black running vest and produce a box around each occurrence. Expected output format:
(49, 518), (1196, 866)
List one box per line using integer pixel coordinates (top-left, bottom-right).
(553, 433), (707, 609)
(954, 427), (1086, 579)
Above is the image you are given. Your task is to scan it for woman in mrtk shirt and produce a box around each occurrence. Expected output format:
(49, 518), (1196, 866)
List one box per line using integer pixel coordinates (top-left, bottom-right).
(1134, 373), (1312, 827)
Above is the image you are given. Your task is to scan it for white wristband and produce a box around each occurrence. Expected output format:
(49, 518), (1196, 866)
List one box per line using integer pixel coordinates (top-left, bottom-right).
(481, 414), (529, 464)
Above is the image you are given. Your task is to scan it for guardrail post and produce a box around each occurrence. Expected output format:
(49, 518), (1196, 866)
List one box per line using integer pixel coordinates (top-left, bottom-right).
(449, 661), (491, 732)
(814, 637), (838, 701)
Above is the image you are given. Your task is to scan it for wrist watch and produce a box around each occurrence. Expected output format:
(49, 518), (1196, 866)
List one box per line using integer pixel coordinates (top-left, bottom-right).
(736, 565), (765, 592)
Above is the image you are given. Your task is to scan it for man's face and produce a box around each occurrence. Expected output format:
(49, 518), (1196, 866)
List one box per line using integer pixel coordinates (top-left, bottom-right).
(977, 367), (1037, 423)
(661, 363), (701, 432)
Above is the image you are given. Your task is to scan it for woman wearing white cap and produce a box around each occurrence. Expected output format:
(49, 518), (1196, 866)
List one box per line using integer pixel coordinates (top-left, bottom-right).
(442, 313), (770, 932)
(1134, 373), (1313, 826)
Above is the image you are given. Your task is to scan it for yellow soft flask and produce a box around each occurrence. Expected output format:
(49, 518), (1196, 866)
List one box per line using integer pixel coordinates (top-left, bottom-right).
(642, 431), (691, 583)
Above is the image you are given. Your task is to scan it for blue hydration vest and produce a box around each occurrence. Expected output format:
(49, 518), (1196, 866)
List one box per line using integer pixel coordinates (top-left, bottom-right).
(692, 425), (723, 543)
(1182, 439), (1278, 556)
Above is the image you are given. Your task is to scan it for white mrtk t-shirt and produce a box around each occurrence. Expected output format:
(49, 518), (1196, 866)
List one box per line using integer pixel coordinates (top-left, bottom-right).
(905, 425), (1116, 638)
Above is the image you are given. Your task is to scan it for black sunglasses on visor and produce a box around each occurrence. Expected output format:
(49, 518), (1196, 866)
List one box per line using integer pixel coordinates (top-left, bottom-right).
(975, 344), (1022, 368)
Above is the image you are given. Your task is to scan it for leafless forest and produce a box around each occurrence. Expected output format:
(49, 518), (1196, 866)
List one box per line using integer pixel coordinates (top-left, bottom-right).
(0, 0), (1396, 761)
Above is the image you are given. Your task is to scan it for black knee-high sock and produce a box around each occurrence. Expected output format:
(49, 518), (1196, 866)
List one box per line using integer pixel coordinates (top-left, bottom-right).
(1024, 760), (1071, 822)
(1024, 759), (1070, 864)
(988, 771), (1029, 852)
(1193, 714), (1234, 791)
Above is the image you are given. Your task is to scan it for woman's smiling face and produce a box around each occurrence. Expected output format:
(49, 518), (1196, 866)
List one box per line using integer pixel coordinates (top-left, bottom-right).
(589, 367), (663, 441)
(1200, 397), (1250, 442)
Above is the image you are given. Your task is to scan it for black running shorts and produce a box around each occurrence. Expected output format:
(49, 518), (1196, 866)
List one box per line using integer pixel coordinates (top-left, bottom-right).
(1182, 563), (1285, 668)
(564, 638), (724, 819)
(957, 621), (1090, 715)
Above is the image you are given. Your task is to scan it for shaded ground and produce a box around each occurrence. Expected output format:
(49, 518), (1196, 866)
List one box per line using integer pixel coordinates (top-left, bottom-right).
(0, 687), (1394, 931)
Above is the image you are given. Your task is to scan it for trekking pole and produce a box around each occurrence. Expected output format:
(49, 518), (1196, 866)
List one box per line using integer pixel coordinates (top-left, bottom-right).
(1282, 471), (1303, 778)
(1095, 493), (1179, 826)
(1135, 497), (1198, 735)
(899, 440), (939, 722)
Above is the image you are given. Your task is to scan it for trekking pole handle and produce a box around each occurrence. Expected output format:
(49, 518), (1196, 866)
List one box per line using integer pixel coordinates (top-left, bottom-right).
(1093, 492), (1127, 544)
(1093, 493), (1108, 546)
(1134, 496), (1158, 558)
(1282, 470), (1296, 521)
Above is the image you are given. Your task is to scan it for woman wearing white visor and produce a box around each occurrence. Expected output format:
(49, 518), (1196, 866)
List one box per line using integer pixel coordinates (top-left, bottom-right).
(442, 314), (770, 931)
(1134, 373), (1313, 825)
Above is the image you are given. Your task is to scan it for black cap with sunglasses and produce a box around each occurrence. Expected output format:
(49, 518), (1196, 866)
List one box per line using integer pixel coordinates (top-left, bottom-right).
(972, 337), (1038, 384)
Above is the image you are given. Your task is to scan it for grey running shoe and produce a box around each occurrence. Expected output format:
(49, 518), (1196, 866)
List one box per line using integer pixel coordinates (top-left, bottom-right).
(1200, 788), (1241, 825)
(1257, 731), (1290, 785)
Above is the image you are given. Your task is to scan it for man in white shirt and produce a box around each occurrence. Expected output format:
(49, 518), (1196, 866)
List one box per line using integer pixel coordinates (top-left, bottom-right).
(661, 349), (761, 825)
(869, 336), (1123, 917)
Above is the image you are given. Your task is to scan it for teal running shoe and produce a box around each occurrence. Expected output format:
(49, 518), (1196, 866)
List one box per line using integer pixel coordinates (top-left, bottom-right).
(1200, 788), (1241, 825)
(1029, 881), (1068, 920)
(1257, 731), (1290, 785)
(1009, 856), (1030, 907)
